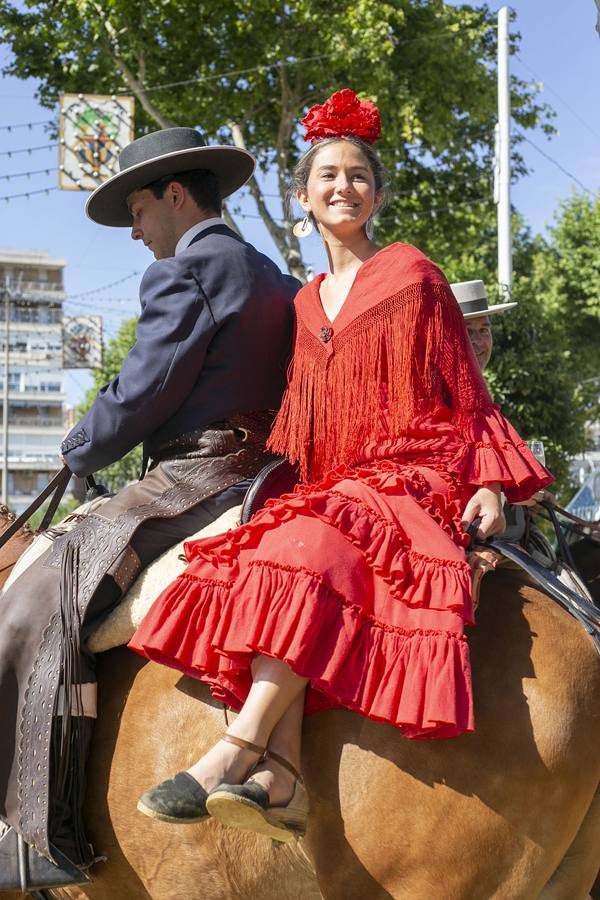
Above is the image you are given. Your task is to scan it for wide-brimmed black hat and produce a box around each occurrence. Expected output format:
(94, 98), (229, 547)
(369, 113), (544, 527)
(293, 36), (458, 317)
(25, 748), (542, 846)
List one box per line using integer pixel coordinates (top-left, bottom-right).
(86, 127), (255, 227)
(450, 280), (517, 319)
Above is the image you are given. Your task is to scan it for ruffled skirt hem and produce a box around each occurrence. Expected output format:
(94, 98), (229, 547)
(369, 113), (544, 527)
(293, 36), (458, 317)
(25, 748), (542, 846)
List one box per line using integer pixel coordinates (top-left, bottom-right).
(130, 559), (474, 740)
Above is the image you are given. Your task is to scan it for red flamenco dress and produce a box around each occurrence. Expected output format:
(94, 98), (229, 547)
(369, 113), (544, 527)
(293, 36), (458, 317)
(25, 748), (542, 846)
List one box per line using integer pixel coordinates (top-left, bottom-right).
(129, 243), (551, 739)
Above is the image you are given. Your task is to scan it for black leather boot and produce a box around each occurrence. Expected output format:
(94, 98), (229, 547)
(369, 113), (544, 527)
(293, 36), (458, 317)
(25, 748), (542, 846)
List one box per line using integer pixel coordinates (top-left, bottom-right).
(0, 825), (90, 891)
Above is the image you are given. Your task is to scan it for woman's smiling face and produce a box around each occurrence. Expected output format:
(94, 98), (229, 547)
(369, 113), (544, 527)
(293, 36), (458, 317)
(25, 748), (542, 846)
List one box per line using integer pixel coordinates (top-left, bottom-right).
(297, 141), (381, 236)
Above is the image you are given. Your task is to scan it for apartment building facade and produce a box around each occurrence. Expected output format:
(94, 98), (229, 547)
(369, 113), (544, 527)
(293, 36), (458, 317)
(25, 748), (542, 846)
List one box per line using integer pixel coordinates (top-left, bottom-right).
(0, 249), (66, 514)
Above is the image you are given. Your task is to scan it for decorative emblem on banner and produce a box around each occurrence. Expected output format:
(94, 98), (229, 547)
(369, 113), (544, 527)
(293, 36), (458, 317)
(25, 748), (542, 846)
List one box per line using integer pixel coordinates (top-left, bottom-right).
(62, 316), (103, 369)
(59, 93), (134, 191)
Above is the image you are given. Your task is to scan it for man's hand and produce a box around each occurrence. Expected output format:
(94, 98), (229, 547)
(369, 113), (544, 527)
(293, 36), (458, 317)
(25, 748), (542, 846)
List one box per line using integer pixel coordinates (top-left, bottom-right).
(461, 483), (505, 540)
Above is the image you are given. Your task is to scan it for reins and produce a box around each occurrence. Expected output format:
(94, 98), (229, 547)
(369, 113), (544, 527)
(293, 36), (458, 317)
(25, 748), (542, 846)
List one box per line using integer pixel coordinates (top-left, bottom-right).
(0, 465), (73, 550)
(537, 497), (600, 543)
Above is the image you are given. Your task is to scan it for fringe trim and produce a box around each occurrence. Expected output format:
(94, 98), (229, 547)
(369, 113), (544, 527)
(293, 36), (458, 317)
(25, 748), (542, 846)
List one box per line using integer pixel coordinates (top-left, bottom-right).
(268, 280), (493, 482)
(54, 542), (91, 865)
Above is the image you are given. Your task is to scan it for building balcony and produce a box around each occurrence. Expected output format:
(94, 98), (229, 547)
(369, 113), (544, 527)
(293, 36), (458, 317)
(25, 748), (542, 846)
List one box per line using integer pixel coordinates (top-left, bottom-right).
(9, 417), (64, 429)
(1, 350), (63, 362)
(6, 321), (63, 333)
(0, 456), (61, 470)
(1, 389), (65, 402)
(11, 280), (64, 293)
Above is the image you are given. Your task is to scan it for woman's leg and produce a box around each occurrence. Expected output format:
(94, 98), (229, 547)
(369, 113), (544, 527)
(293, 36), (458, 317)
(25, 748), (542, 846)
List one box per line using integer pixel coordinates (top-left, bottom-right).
(245, 689), (305, 805)
(186, 655), (308, 792)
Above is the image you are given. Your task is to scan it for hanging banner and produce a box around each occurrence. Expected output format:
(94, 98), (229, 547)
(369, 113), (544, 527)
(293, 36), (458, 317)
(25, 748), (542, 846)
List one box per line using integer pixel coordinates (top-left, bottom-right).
(59, 93), (134, 191)
(62, 316), (103, 369)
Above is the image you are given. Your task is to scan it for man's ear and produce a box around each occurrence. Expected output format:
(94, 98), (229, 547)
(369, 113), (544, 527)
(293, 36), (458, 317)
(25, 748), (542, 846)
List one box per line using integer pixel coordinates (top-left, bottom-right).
(169, 180), (187, 210)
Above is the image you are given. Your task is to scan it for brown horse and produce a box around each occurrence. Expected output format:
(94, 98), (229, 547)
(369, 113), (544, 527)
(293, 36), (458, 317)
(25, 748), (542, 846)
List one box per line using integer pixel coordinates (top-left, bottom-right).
(570, 532), (600, 604)
(2, 519), (600, 898)
(0, 505), (33, 590)
(567, 531), (600, 900)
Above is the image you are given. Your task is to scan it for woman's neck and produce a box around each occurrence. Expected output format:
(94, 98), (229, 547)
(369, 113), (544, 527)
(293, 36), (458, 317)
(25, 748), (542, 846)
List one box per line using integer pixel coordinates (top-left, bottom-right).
(321, 230), (378, 276)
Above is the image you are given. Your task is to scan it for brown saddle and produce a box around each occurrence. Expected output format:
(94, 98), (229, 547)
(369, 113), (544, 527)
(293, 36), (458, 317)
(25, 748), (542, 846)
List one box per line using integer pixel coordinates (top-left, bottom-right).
(240, 457), (299, 524)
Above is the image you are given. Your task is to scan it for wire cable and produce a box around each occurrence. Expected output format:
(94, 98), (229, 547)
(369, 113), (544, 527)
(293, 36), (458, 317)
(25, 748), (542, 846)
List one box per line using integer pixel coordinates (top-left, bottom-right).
(112, 24), (494, 96)
(0, 119), (54, 132)
(515, 54), (600, 143)
(65, 271), (140, 300)
(516, 130), (596, 196)
(0, 185), (59, 201)
(0, 166), (56, 181)
(0, 143), (57, 157)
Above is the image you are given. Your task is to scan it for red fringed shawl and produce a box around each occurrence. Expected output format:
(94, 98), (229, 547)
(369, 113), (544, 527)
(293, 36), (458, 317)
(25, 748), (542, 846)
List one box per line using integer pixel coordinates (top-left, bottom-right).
(129, 241), (552, 739)
(270, 243), (494, 484)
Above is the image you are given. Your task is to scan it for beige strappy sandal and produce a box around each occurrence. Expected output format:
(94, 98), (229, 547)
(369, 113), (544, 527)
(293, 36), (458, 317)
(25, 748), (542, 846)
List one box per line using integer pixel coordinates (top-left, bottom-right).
(206, 747), (308, 843)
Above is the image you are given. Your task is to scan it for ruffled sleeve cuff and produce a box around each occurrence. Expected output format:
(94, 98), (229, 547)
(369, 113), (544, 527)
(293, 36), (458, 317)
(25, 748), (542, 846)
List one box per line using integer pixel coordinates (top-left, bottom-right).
(458, 405), (553, 503)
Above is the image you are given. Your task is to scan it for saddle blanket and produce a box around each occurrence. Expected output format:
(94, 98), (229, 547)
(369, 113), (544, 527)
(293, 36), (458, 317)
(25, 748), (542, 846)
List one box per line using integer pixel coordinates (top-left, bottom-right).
(2, 501), (242, 654)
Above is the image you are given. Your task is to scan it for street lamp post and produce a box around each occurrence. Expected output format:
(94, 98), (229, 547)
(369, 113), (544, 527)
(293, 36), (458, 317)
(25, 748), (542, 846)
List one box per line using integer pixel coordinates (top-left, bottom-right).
(2, 278), (10, 506)
(496, 6), (512, 299)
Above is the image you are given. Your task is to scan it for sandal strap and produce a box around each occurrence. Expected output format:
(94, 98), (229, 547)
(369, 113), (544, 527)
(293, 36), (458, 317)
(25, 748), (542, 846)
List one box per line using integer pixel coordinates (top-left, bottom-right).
(267, 749), (302, 782)
(221, 733), (266, 758)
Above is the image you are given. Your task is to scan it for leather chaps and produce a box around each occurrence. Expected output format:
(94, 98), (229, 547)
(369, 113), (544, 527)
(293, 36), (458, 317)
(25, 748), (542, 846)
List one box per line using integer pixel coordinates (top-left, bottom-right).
(0, 417), (273, 865)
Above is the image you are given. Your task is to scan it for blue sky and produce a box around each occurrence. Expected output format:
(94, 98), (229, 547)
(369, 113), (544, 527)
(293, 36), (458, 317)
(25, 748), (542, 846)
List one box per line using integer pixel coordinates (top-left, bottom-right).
(0, 0), (599, 406)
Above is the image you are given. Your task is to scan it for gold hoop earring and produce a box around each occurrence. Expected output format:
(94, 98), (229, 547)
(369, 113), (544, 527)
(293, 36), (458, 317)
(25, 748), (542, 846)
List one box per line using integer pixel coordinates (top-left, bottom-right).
(292, 215), (313, 238)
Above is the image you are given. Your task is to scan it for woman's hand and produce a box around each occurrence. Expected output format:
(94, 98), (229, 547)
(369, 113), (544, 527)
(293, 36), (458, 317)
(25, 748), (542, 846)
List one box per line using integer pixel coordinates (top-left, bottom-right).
(461, 483), (506, 540)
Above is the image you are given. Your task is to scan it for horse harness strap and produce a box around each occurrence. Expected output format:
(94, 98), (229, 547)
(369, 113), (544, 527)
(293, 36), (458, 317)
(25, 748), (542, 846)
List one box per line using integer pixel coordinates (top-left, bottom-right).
(467, 547), (503, 613)
(0, 467), (71, 550)
(0, 469), (107, 552)
(486, 537), (600, 655)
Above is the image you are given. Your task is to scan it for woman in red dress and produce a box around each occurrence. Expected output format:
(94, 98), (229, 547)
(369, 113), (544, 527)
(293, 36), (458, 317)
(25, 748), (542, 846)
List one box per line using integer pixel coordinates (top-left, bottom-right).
(129, 89), (551, 841)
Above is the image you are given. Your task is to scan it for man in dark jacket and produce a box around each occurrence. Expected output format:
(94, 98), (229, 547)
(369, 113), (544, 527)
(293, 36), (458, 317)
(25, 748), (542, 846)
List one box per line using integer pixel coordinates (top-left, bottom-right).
(0, 127), (299, 891)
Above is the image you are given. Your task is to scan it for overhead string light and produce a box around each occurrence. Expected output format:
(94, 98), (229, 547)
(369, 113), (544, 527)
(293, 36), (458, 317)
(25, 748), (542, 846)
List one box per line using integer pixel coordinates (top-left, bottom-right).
(0, 167), (56, 181)
(0, 119), (54, 132)
(0, 143), (57, 157)
(0, 186), (58, 202)
(64, 271), (141, 301)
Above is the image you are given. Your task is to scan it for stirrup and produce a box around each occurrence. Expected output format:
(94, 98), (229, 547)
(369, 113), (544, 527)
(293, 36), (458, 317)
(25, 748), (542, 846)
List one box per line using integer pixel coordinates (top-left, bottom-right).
(0, 826), (90, 891)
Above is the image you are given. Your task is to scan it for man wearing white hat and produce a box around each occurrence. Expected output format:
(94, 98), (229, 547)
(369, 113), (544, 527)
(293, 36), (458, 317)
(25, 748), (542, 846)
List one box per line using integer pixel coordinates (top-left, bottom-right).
(450, 279), (516, 371)
(0, 127), (299, 890)
(452, 280), (555, 555)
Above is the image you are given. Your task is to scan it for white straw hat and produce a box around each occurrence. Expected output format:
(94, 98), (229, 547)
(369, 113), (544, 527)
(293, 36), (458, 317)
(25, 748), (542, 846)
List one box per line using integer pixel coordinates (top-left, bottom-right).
(450, 280), (517, 319)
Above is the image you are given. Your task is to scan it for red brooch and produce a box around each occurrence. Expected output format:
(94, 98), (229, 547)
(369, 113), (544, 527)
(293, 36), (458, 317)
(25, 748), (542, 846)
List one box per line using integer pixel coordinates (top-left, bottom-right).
(300, 89), (381, 145)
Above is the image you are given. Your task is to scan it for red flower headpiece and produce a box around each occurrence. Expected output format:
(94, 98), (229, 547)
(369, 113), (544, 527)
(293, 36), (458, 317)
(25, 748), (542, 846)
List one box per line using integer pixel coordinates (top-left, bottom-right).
(300, 89), (381, 145)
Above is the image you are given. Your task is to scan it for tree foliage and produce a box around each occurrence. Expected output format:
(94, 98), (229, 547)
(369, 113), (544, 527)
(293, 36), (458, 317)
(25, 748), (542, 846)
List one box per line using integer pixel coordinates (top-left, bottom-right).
(484, 283), (588, 496)
(0, 0), (551, 277)
(483, 204), (599, 498)
(29, 496), (81, 529)
(532, 193), (600, 384)
(77, 317), (141, 490)
(4, 0), (591, 494)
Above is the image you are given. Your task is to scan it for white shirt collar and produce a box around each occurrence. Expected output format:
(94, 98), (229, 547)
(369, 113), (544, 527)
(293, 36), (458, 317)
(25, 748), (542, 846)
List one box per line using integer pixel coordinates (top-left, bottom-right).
(175, 217), (225, 256)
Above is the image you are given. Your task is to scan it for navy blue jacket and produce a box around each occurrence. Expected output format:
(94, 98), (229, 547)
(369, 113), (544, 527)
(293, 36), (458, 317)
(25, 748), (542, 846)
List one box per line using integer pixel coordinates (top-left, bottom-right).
(61, 225), (299, 477)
